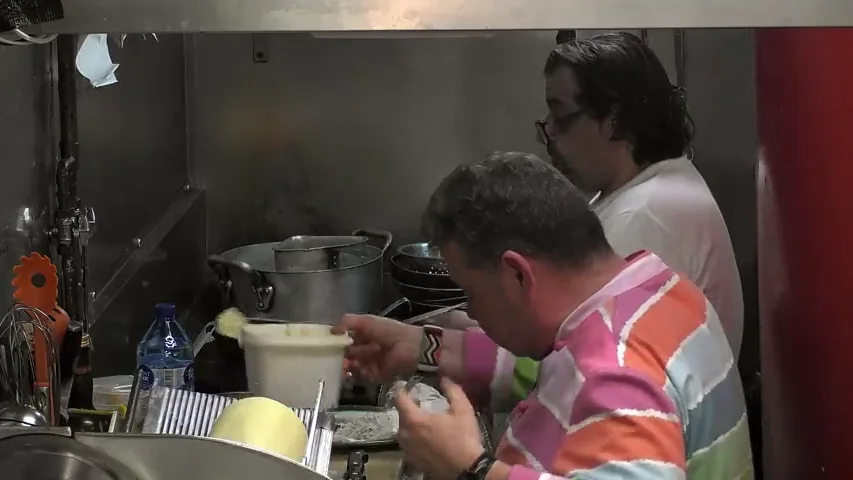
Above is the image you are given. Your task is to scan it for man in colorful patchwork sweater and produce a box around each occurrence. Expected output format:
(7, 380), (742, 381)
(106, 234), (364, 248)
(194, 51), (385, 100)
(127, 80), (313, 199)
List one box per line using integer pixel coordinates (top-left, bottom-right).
(339, 151), (753, 480)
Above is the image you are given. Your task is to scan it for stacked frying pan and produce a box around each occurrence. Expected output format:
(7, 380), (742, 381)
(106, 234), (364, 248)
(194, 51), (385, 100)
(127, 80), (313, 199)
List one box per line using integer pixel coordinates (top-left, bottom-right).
(390, 243), (466, 310)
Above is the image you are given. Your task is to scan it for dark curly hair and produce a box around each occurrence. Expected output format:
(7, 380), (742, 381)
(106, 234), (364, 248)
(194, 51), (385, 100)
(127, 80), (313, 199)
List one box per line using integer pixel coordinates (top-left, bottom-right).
(544, 32), (694, 165)
(421, 151), (611, 267)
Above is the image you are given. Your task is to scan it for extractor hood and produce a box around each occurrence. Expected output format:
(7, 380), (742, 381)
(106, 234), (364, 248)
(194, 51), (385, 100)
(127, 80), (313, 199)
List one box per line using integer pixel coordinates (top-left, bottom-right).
(24, 0), (853, 34)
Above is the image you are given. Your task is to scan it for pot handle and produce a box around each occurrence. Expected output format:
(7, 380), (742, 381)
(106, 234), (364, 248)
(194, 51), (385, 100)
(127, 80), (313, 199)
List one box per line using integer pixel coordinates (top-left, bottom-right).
(378, 297), (412, 317)
(352, 228), (393, 254)
(207, 254), (233, 306)
(207, 254), (275, 312)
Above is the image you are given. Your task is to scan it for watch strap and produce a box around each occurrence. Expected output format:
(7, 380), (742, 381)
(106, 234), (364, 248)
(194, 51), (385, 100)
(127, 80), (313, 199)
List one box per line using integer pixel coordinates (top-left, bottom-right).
(417, 324), (443, 372)
(458, 452), (497, 480)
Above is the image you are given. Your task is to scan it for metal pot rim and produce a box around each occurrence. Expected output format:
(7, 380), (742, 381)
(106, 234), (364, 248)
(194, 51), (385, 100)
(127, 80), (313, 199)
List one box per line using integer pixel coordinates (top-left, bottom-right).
(392, 278), (464, 294)
(396, 242), (444, 261)
(222, 242), (384, 274)
(273, 235), (369, 253)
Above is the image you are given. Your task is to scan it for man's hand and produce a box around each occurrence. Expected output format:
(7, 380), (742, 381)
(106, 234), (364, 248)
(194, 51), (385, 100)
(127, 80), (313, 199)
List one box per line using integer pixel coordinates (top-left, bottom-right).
(396, 377), (486, 479)
(334, 314), (422, 382)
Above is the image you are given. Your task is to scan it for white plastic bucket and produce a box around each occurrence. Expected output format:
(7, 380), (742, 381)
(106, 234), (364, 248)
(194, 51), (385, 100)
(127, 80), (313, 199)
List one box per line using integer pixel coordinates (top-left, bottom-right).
(239, 323), (351, 409)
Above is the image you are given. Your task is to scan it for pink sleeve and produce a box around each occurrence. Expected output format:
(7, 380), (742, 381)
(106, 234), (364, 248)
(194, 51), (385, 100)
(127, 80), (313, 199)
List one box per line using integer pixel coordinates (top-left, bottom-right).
(439, 328), (517, 409)
(508, 465), (564, 480)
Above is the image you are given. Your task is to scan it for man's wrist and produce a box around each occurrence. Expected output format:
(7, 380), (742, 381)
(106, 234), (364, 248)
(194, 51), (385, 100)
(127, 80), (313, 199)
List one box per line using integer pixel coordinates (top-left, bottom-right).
(417, 324), (443, 372)
(453, 446), (486, 475)
(484, 461), (511, 480)
(455, 447), (501, 480)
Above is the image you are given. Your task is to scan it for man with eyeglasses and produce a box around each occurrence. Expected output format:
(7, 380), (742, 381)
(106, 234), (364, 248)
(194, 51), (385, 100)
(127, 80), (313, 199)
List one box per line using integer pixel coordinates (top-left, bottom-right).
(497, 32), (746, 407)
(534, 32), (743, 361)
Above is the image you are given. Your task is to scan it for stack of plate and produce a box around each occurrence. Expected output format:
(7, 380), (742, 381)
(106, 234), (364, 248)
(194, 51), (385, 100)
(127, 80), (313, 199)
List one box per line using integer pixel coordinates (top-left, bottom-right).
(390, 243), (466, 310)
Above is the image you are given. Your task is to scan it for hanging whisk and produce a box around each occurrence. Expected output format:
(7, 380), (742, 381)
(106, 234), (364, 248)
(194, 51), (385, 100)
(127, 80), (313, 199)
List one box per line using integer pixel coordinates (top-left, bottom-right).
(0, 303), (61, 423)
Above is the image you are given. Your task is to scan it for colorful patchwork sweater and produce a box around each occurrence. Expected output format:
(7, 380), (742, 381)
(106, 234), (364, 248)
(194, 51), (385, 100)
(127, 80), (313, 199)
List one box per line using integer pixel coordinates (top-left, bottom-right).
(440, 252), (753, 479)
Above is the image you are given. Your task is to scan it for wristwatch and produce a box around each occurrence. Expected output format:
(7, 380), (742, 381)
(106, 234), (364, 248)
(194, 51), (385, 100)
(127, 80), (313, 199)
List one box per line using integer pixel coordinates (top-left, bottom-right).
(417, 324), (443, 372)
(457, 452), (498, 480)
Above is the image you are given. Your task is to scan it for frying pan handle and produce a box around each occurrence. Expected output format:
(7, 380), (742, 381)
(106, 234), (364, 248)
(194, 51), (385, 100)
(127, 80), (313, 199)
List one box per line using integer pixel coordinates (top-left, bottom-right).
(207, 254), (274, 312)
(352, 228), (393, 254)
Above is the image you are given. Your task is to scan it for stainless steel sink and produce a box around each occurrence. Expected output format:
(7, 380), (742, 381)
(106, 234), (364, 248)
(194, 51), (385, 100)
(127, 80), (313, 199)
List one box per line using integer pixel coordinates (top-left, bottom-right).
(77, 432), (332, 480)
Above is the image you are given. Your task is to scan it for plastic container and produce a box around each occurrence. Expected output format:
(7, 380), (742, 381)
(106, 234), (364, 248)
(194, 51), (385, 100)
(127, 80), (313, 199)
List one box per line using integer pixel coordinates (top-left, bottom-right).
(240, 323), (351, 409)
(93, 375), (134, 411)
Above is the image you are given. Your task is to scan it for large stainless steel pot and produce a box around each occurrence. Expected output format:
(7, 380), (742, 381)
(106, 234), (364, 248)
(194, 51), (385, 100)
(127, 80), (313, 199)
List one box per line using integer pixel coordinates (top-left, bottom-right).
(208, 229), (392, 324)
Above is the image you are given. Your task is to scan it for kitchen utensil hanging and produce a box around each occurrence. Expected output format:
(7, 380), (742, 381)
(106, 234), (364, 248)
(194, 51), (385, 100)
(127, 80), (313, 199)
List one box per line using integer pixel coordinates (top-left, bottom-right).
(8, 253), (69, 424)
(0, 304), (61, 424)
(11, 253), (70, 345)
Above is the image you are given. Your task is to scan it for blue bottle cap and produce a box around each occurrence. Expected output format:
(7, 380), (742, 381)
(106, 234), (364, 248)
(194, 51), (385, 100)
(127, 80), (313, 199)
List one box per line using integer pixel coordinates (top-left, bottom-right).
(155, 303), (177, 319)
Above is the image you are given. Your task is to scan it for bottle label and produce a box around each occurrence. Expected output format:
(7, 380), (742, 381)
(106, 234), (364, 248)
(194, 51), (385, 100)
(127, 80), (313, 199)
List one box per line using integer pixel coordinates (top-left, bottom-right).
(139, 363), (195, 391)
(140, 365), (156, 391)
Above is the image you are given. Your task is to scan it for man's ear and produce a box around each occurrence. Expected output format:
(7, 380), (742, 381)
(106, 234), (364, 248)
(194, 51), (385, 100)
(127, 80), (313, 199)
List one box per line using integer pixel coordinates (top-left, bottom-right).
(603, 108), (626, 142)
(499, 250), (536, 302)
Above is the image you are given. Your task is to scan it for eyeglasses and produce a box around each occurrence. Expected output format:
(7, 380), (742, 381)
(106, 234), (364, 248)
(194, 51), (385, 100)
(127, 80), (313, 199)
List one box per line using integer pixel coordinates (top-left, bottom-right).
(535, 110), (586, 146)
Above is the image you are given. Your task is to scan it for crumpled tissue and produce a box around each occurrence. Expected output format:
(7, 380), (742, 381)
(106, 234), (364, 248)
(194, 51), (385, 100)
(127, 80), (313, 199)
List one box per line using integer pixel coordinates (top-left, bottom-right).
(75, 34), (119, 88)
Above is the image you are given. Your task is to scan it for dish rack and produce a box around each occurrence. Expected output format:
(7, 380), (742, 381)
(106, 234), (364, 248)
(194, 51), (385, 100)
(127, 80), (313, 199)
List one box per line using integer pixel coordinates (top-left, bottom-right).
(130, 379), (334, 475)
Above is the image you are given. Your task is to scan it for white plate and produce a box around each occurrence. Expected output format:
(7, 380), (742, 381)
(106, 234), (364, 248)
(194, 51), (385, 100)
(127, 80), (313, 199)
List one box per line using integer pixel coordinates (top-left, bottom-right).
(332, 382), (449, 448)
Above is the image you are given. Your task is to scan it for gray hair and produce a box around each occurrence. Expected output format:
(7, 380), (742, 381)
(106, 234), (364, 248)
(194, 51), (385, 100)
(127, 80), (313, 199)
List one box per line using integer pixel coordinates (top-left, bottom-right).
(421, 151), (611, 267)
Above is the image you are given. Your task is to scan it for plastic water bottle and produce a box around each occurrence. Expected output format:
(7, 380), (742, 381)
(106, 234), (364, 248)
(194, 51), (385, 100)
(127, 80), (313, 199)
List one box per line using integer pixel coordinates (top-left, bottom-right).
(136, 303), (195, 391)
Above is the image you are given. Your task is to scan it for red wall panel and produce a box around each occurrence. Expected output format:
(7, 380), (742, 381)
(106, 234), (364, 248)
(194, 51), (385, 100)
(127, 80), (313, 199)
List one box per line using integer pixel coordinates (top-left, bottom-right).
(756, 27), (853, 479)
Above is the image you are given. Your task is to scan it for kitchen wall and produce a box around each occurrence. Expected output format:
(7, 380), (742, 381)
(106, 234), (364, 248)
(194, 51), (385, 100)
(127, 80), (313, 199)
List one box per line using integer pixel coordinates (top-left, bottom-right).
(0, 36), (205, 377)
(77, 34), (189, 294)
(73, 34), (206, 376)
(187, 31), (559, 254)
(0, 44), (54, 306)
